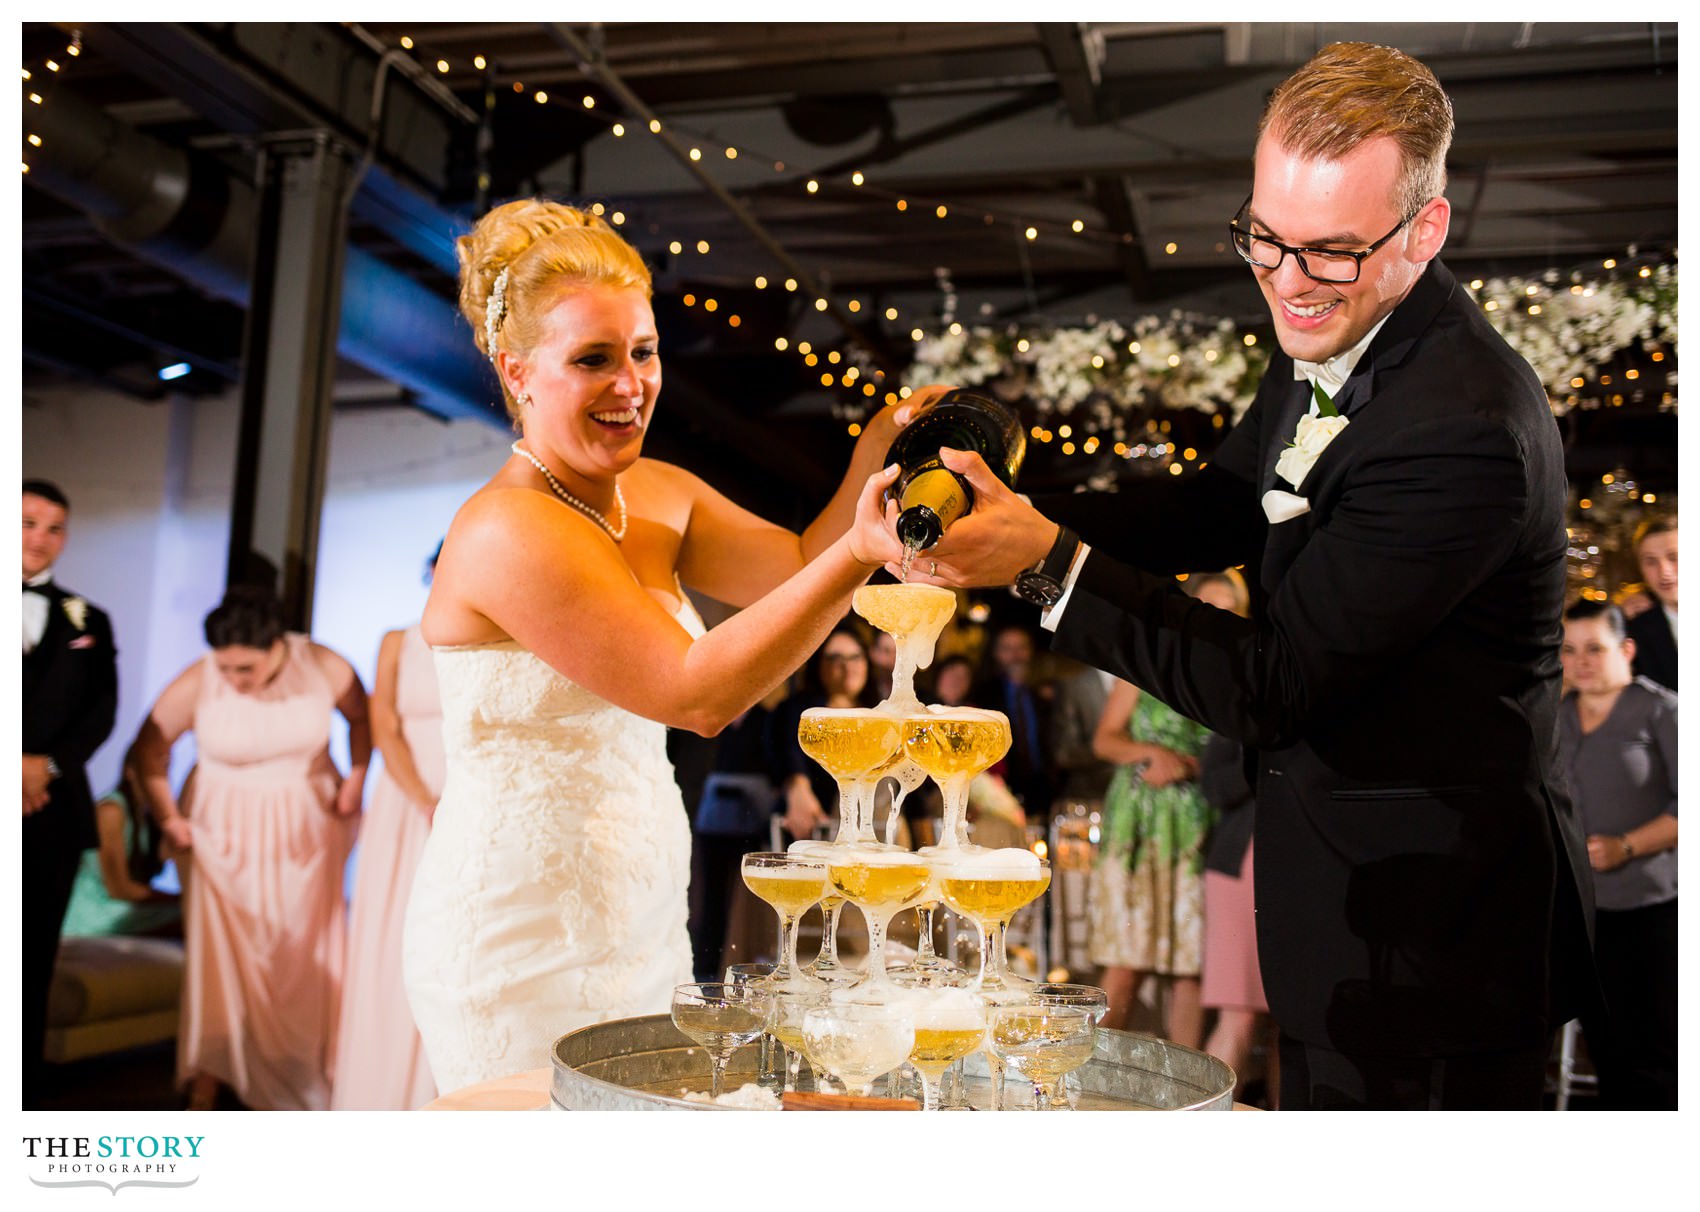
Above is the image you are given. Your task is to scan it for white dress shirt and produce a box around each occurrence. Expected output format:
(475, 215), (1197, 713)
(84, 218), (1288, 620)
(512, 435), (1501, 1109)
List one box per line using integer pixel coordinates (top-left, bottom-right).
(22, 568), (53, 653)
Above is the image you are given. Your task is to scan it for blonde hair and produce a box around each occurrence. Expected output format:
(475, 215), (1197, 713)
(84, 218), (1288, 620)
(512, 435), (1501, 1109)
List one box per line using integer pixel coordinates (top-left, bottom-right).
(1259, 42), (1453, 218)
(456, 198), (653, 418)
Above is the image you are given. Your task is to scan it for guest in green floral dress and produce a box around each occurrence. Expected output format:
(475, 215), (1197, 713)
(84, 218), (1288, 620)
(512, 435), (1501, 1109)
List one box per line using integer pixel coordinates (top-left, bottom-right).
(1086, 571), (1248, 1045)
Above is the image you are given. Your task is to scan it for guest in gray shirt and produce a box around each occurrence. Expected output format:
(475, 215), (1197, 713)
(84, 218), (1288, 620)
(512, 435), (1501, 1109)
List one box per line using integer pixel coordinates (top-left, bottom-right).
(1559, 600), (1677, 1109)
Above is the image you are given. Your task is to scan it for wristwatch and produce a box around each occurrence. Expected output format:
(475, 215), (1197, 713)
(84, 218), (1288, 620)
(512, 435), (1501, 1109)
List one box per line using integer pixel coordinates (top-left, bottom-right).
(1620, 835), (1637, 859)
(1013, 526), (1079, 608)
(44, 756), (61, 780)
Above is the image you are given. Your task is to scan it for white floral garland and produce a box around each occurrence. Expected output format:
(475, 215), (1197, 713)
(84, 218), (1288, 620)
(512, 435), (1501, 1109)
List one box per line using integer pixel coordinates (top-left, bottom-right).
(898, 261), (1677, 434)
(902, 311), (1268, 444)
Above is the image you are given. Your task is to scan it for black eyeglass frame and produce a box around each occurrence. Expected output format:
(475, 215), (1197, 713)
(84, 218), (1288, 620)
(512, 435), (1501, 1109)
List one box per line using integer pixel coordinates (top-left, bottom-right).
(1227, 194), (1427, 284)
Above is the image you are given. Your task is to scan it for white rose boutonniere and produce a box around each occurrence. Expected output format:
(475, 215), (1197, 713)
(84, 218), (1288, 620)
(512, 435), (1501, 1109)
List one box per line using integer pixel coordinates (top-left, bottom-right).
(1274, 382), (1349, 490)
(63, 596), (88, 631)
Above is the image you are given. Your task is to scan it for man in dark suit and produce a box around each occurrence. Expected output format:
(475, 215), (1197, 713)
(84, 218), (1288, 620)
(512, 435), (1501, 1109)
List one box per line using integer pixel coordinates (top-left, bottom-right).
(1625, 513), (1677, 692)
(904, 43), (1595, 1109)
(22, 479), (118, 1106)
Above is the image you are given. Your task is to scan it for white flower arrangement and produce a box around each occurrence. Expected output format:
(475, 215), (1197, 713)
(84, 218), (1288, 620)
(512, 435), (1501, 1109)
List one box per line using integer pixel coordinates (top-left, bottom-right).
(904, 310), (1269, 445)
(63, 596), (88, 631)
(1471, 263), (1677, 413)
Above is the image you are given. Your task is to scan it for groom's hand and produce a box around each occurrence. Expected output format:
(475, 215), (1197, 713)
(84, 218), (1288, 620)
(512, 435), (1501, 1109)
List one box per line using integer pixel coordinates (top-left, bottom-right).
(887, 447), (1058, 588)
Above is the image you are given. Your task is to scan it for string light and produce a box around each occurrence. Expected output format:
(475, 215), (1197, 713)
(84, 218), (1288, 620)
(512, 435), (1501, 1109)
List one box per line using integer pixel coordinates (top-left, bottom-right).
(754, 276), (768, 289)
(473, 55), (487, 70)
(612, 123), (625, 137)
(583, 95), (595, 108)
(851, 171), (864, 186)
(534, 90), (548, 104)
(400, 35), (414, 49)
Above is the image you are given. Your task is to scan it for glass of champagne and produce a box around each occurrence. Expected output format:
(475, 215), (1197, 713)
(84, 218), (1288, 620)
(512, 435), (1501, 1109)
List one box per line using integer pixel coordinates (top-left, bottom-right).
(903, 707), (1012, 850)
(740, 852), (829, 989)
(851, 583), (957, 716)
(906, 990), (986, 1111)
(670, 982), (763, 1100)
(763, 986), (822, 1093)
(801, 999), (915, 1098)
(1029, 983), (1110, 1108)
(935, 849), (1051, 998)
(827, 848), (933, 990)
(797, 707), (902, 845)
(986, 1003), (1097, 1111)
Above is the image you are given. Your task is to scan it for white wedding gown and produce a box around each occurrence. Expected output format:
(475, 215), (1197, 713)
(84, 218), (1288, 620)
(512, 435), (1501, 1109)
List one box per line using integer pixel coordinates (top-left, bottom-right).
(402, 603), (700, 1093)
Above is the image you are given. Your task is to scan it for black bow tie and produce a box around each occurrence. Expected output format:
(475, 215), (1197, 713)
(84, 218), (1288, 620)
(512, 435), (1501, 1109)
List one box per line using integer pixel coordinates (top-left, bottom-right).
(23, 582), (47, 594)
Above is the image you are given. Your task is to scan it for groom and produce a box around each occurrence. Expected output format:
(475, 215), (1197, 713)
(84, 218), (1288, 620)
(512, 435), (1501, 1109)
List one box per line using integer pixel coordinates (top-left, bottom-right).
(907, 42), (1596, 1109)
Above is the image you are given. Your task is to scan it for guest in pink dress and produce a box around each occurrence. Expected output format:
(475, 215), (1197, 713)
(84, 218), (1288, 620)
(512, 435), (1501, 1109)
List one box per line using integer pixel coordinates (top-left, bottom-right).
(332, 620), (443, 1109)
(133, 587), (369, 1110)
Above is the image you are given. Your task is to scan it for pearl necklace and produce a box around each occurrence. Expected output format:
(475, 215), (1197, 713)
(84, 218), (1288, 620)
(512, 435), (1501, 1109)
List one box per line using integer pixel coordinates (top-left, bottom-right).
(510, 442), (627, 541)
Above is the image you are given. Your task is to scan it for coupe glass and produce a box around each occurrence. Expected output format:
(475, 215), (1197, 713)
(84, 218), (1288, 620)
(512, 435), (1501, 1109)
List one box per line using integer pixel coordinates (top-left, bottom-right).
(903, 708), (1012, 849)
(725, 961), (781, 1090)
(739, 852), (829, 988)
(905, 991), (986, 1111)
(797, 707), (902, 844)
(763, 986), (823, 1093)
(1028, 983), (1110, 1107)
(800, 999), (915, 1098)
(934, 850), (1051, 997)
(851, 583), (957, 717)
(986, 1003), (1096, 1111)
(826, 848), (932, 990)
(670, 982), (763, 1099)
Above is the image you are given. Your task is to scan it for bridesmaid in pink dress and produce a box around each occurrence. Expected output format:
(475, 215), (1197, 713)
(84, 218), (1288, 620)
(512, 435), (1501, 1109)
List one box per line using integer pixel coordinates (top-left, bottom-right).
(331, 622), (442, 1109)
(133, 587), (369, 1110)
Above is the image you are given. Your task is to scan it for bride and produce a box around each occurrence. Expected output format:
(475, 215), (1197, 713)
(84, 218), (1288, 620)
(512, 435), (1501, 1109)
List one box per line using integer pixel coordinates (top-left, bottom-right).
(403, 198), (929, 1091)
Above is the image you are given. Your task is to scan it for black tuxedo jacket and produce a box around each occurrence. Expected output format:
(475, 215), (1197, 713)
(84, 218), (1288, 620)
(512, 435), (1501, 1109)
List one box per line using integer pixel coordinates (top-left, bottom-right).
(22, 580), (118, 852)
(1044, 260), (1595, 1057)
(1626, 604), (1677, 692)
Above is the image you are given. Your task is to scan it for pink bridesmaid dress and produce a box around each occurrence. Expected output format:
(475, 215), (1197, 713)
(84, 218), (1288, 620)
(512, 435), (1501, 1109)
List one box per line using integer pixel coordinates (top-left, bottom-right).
(178, 632), (355, 1110)
(332, 624), (443, 1110)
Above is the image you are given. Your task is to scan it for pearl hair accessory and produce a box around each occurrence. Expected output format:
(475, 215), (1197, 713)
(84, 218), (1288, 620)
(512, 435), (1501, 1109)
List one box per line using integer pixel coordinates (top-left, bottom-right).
(483, 266), (511, 364)
(510, 442), (627, 542)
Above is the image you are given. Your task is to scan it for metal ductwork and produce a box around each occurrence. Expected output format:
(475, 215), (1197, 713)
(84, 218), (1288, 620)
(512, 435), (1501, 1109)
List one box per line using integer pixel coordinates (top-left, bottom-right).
(25, 81), (503, 425)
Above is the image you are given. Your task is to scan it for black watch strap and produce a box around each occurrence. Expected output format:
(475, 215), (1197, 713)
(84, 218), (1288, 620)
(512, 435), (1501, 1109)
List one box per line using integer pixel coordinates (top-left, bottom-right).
(1013, 525), (1079, 607)
(1037, 525), (1079, 583)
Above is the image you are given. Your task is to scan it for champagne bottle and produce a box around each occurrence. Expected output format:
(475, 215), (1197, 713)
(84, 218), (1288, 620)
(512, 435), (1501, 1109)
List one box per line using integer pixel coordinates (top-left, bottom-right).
(883, 389), (1026, 552)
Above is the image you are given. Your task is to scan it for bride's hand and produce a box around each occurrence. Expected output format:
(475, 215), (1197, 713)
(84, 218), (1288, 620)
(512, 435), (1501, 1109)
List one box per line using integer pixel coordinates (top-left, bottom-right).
(847, 463), (905, 569)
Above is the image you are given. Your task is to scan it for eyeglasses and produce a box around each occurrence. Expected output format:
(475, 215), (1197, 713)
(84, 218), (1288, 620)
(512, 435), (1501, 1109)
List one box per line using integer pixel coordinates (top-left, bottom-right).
(1227, 194), (1426, 284)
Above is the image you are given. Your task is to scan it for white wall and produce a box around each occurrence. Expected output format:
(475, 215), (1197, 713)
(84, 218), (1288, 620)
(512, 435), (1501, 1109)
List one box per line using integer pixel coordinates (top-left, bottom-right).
(22, 383), (512, 797)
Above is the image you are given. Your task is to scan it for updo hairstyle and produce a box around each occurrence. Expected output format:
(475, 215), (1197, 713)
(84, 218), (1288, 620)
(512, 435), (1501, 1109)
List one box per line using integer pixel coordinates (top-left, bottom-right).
(203, 585), (287, 652)
(457, 199), (653, 419)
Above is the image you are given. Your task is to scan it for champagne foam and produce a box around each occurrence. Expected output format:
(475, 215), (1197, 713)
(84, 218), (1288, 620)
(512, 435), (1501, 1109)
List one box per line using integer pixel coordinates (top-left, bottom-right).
(831, 845), (930, 869)
(939, 846), (1043, 877)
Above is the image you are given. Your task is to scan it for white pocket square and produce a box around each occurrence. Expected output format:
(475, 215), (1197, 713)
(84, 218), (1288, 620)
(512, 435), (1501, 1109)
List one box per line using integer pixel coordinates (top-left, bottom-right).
(1262, 489), (1312, 524)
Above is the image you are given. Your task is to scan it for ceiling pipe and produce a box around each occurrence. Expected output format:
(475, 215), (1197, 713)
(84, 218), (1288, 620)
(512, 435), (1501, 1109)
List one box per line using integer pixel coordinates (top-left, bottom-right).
(24, 80), (503, 426)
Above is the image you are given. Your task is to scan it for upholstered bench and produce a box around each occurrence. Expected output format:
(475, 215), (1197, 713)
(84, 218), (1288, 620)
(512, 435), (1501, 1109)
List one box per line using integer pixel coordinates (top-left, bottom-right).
(45, 935), (183, 1064)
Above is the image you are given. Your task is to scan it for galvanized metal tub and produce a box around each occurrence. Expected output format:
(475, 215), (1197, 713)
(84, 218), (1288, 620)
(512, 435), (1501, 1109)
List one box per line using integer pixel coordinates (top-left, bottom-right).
(550, 1014), (1234, 1110)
